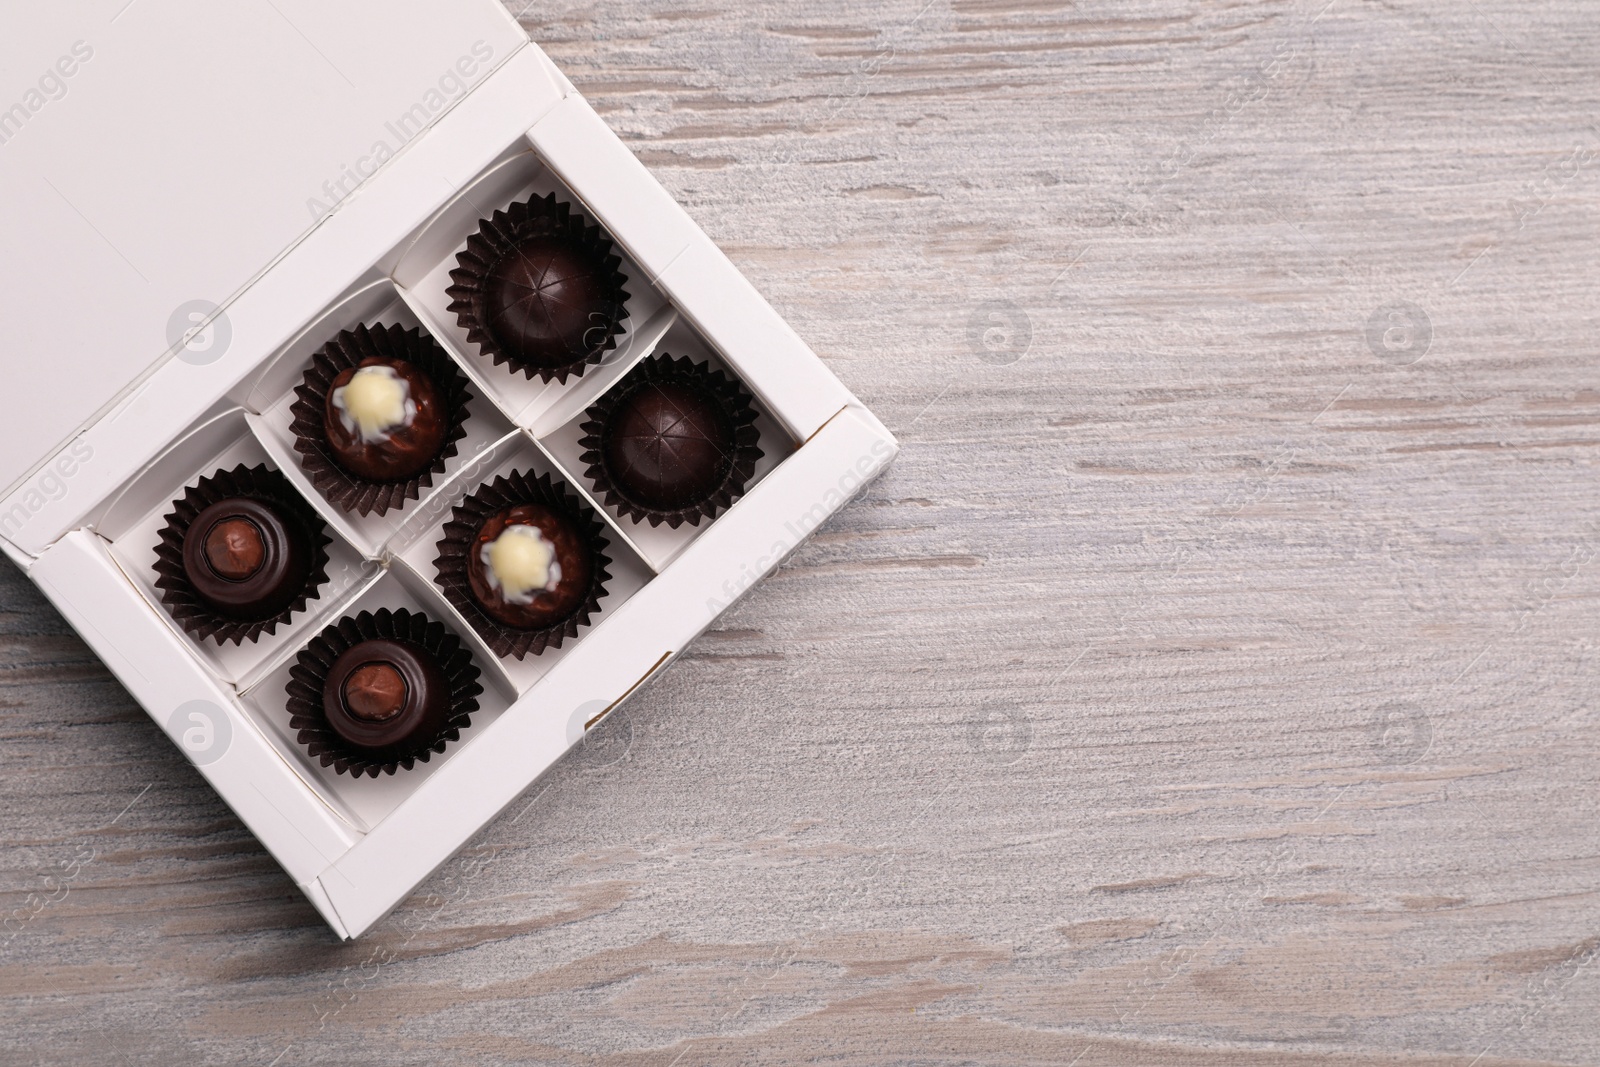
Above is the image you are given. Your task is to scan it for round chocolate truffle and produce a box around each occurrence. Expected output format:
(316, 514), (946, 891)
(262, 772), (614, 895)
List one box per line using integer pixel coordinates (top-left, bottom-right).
(601, 381), (736, 511)
(466, 503), (593, 630)
(180, 497), (315, 621)
(323, 356), (447, 483)
(482, 238), (607, 371)
(320, 638), (450, 758)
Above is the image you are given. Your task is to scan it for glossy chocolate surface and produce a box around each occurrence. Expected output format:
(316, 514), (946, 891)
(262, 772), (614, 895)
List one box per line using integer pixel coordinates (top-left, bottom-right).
(342, 663), (407, 722)
(483, 238), (607, 370)
(601, 381), (735, 511)
(321, 638), (449, 756)
(323, 356), (447, 483)
(202, 518), (265, 581)
(466, 503), (593, 629)
(181, 497), (314, 621)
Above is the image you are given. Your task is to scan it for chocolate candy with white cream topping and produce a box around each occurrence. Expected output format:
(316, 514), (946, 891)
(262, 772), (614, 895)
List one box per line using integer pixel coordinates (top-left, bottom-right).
(323, 356), (447, 483)
(465, 503), (594, 630)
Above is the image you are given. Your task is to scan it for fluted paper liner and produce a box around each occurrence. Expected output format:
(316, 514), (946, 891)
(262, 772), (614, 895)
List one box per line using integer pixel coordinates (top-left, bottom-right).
(444, 192), (631, 384)
(434, 470), (612, 659)
(578, 354), (763, 529)
(286, 607), (482, 778)
(153, 463), (332, 645)
(290, 323), (473, 517)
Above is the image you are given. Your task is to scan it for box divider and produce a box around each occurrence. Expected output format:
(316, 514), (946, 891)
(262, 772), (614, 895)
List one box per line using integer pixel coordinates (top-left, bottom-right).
(383, 555), (521, 702)
(384, 428), (527, 558)
(525, 304), (680, 438)
(391, 282), (536, 426)
(244, 412), (386, 561)
(233, 566), (390, 697)
(524, 430), (660, 574)
(390, 149), (545, 291)
(240, 276), (397, 416)
(235, 699), (375, 837)
(91, 407), (250, 543)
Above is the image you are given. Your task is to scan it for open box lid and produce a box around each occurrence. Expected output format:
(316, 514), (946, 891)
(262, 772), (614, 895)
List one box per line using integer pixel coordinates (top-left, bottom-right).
(0, 0), (528, 500)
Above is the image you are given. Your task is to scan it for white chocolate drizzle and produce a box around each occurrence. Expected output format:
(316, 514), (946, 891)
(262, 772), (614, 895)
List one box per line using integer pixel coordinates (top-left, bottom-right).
(332, 364), (413, 443)
(480, 523), (562, 604)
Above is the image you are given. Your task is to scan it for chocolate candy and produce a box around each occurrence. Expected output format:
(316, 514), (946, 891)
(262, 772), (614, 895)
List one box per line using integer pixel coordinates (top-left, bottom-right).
(320, 638), (450, 757)
(602, 381), (735, 512)
(323, 356), (447, 483)
(447, 193), (630, 384)
(579, 354), (762, 529)
(288, 606), (483, 776)
(482, 238), (608, 372)
(180, 497), (315, 621)
(466, 503), (593, 630)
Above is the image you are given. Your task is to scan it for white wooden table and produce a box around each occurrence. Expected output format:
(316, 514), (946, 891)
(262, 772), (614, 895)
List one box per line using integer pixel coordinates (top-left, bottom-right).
(4, 1), (1599, 1063)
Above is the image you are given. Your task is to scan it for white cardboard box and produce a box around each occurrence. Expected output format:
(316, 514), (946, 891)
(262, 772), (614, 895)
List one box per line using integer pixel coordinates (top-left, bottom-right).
(0, 1), (896, 939)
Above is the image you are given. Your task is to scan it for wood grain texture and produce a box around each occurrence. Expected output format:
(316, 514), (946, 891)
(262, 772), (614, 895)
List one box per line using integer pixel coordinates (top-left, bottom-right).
(5, 1), (1600, 1063)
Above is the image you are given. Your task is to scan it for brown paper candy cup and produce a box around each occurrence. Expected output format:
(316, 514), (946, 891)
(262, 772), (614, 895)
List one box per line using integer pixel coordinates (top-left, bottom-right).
(444, 192), (630, 384)
(290, 323), (473, 517)
(433, 470), (612, 660)
(286, 607), (482, 778)
(578, 354), (762, 529)
(153, 463), (332, 645)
